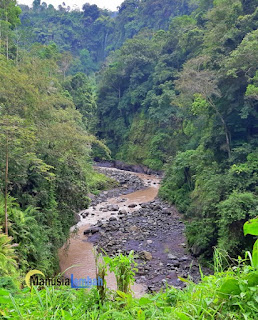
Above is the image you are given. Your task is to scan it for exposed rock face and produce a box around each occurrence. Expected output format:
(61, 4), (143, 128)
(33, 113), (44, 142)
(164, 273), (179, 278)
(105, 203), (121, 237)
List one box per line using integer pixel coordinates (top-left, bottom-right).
(74, 213), (81, 223)
(94, 160), (163, 176)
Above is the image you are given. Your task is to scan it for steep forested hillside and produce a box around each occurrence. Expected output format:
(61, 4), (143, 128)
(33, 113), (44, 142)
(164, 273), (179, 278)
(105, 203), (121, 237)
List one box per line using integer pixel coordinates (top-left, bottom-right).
(97, 0), (258, 260)
(1, 1), (258, 319)
(18, 0), (196, 73)
(1, 0), (258, 268)
(0, 0), (111, 277)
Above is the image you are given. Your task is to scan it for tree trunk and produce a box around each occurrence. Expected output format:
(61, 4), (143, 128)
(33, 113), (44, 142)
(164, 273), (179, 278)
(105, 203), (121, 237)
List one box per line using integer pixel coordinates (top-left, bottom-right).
(16, 41), (18, 65)
(6, 13), (8, 60)
(16, 28), (19, 65)
(208, 98), (231, 158)
(0, 21), (2, 53)
(5, 134), (9, 236)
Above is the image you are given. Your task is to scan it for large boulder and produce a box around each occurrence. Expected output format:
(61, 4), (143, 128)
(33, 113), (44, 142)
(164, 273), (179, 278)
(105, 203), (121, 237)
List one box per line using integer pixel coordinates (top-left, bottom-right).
(161, 207), (171, 215)
(140, 251), (152, 261)
(109, 216), (118, 222)
(128, 203), (137, 208)
(84, 227), (99, 235)
(118, 208), (127, 215)
(107, 204), (119, 211)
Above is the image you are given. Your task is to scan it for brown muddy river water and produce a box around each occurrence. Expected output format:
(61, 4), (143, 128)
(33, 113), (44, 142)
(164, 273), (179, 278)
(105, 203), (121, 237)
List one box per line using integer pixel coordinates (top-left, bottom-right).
(58, 168), (160, 297)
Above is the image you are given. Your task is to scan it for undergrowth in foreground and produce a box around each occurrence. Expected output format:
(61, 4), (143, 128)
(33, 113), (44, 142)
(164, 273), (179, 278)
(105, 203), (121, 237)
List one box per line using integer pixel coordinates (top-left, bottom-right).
(1, 219), (257, 319)
(1, 249), (258, 320)
(0, 263), (257, 319)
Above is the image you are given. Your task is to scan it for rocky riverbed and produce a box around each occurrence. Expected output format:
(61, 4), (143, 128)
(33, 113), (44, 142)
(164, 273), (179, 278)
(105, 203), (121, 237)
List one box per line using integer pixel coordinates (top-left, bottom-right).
(87, 199), (203, 292)
(80, 167), (205, 292)
(88, 166), (146, 208)
(59, 166), (207, 295)
(59, 167), (160, 297)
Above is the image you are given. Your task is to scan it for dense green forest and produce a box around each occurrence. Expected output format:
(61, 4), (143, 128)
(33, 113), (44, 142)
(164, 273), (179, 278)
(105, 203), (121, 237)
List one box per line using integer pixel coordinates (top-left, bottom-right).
(0, 0), (258, 319)
(97, 0), (258, 261)
(0, 0), (113, 278)
(18, 0), (196, 73)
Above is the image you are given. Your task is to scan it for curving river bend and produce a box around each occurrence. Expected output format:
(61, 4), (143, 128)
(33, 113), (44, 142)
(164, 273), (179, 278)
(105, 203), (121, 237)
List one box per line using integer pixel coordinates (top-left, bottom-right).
(58, 167), (160, 297)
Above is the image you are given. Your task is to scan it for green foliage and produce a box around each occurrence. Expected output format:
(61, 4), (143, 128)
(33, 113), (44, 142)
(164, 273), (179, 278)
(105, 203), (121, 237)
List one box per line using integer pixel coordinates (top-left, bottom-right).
(161, 148), (258, 259)
(19, 0), (191, 74)
(244, 217), (258, 269)
(0, 230), (18, 278)
(0, 0), (22, 59)
(18, 3), (110, 72)
(244, 217), (258, 237)
(104, 251), (138, 294)
(0, 253), (257, 319)
(63, 73), (97, 131)
(0, 1), (257, 311)
(218, 192), (258, 255)
(94, 249), (108, 303)
(0, 41), (110, 275)
(191, 94), (209, 115)
(160, 147), (215, 212)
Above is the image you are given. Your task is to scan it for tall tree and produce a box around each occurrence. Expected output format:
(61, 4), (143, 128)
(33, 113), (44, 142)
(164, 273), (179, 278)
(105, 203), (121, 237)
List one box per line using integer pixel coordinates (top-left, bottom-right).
(0, 116), (35, 235)
(0, 0), (21, 59)
(176, 56), (232, 158)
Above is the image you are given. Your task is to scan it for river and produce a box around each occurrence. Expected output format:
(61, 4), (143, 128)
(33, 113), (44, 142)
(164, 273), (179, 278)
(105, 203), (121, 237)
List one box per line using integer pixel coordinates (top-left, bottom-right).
(58, 167), (160, 297)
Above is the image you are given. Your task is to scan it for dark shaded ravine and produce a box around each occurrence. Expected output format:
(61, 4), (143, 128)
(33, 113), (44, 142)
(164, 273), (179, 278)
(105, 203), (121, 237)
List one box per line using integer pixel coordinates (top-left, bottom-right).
(59, 166), (203, 296)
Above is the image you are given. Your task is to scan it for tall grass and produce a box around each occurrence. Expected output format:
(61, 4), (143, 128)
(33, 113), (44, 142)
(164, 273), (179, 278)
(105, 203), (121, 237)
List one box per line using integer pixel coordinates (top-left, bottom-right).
(1, 220), (257, 319)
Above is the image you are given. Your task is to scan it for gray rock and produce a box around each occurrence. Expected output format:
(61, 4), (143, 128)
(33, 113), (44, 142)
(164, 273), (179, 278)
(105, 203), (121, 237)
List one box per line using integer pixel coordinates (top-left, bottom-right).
(84, 227), (99, 235)
(162, 208), (171, 215)
(169, 270), (177, 278)
(168, 254), (177, 260)
(108, 204), (119, 211)
(130, 225), (138, 232)
(128, 203), (137, 208)
(179, 256), (190, 262)
(140, 251), (152, 261)
(191, 245), (202, 257)
(118, 208), (127, 215)
(171, 260), (180, 267)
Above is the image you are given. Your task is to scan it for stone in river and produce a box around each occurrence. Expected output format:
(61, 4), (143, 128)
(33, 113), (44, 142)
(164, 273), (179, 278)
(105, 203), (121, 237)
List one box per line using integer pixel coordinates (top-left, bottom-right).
(140, 203), (149, 208)
(140, 251), (152, 261)
(162, 208), (171, 215)
(84, 227), (99, 235)
(130, 225), (138, 232)
(128, 203), (138, 208)
(108, 204), (119, 211)
(118, 208), (127, 215)
(168, 254), (177, 260)
(171, 260), (180, 267)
